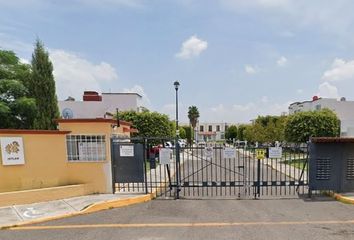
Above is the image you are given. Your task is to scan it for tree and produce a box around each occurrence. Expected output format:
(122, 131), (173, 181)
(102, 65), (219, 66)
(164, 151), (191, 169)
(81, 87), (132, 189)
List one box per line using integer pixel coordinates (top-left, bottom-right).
(178, 126), (186, 139)
(285, 109), (340, 143)
(225, 125), (237, 142)
(243, 115), (287, 143)
(188, 106), (200, 140)
(0, 50), (37, 129)
(118, 110), (173, 138)
(237, 124), (247, 141)
(29, 39), (59, 129)
(182, 125), (192, 143)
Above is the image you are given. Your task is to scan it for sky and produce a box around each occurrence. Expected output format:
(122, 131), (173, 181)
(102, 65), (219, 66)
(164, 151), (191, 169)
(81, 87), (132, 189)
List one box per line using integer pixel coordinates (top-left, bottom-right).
(1, 0), (354, 123)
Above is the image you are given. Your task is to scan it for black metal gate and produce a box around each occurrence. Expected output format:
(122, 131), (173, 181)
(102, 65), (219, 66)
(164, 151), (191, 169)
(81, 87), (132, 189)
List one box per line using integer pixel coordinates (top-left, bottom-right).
(112, 137), (309, 199)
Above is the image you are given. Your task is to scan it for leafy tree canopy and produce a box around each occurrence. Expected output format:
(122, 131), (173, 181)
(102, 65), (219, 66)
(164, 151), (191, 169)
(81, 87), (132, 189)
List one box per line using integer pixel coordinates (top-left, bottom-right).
(285, 109), (340, 143)
(0, 50), (36, 129)
(237, 124), (248, 141)
(182, 125), (192, 143)
(225, 125), (238, 141)
(244, 115), (287, 143)
(118, 110), (173, 138)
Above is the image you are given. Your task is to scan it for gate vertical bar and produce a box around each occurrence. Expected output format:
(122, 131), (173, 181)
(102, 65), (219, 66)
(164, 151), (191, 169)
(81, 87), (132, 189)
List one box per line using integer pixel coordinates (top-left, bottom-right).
(144, 138), (148, 194)
(256, 157), (261, 198)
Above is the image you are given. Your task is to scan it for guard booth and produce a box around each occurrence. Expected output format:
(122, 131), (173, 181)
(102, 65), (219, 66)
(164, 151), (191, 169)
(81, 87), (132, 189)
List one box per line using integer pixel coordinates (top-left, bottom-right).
(309, 137), (354, 193)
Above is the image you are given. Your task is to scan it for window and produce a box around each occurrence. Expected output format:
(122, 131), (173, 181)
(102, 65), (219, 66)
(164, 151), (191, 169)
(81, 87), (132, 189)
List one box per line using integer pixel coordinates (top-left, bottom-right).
(225, 125), (228, 131)
(66, 135), (106, 161)
(315, 105), (321, 111)
(200, 126), (204, 132)
(208, 125), (212, 132)
(216, 125), (220, 132)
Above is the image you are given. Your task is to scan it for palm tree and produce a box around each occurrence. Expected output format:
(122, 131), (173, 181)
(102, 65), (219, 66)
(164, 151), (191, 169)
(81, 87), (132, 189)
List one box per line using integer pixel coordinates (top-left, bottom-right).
(188, 106), (200, 142)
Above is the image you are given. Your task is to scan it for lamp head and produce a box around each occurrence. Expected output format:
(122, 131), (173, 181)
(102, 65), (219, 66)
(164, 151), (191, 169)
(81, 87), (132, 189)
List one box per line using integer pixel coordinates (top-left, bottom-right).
(174, 81), (180, 90)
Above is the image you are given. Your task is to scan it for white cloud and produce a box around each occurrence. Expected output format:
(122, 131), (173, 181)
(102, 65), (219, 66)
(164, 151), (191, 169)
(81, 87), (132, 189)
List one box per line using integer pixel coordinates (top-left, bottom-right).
(322, 58), (354, 81)
(279, 30), (295, 38)
(0, 0), (143, 8)
(75, 0), (144, 8)
(277, 56), (287, 67)
(123, 84), (151, 108)
(244, 65), (258, 74)
(317, 82), (339, 98)
(161, 100), (291, 124)
(0, 33), (33, 55)
(221, 0), (290, 9)
(296, 89), (303, 94)
(204, 100), (289, 123)
(220, 0), (354, 36)
(50, 49), (118, 100)
(233, 103), (256, 112)
(160, 103), (189, 122)
(176, 35), (208, 59)
(261, 96), (269, 103)
(19, 58), (30, 64)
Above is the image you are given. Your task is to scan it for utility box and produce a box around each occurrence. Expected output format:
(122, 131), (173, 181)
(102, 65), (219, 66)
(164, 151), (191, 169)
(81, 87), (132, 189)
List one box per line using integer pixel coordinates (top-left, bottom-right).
(309, 138), (354, 192)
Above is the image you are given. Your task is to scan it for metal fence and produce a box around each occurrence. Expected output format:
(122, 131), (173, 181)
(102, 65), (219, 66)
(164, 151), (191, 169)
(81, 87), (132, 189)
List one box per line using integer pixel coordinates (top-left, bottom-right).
(112, 138), (310, 199)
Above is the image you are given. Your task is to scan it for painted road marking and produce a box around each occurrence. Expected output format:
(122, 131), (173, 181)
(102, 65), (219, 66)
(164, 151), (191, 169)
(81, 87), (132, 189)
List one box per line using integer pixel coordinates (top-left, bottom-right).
(9, 220), (354, 231)
(23, 208), (44, 219)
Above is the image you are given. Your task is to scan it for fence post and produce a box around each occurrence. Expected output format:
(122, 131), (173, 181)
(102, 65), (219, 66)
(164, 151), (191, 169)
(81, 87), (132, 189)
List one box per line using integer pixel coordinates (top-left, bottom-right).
(175, 140), (181, 199)
(110, 138), (116, 194)
(144, 138), (148, 194)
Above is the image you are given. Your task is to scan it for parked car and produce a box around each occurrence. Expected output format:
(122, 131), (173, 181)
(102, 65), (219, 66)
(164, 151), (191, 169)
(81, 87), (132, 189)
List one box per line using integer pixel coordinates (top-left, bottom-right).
(164, 141), (173, 148)
(178, 139), (186, 148)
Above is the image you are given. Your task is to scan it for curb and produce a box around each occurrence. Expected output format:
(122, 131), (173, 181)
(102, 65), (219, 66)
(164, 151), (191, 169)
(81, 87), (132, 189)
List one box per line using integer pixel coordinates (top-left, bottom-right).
(1, 194), (153, 230)
(328, 192), (354, 205)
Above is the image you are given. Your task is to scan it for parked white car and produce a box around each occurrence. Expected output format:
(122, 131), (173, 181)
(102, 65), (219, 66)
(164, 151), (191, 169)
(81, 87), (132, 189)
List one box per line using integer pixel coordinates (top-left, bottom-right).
(178, 139), (186, 148)
(164, 141), (173, 148)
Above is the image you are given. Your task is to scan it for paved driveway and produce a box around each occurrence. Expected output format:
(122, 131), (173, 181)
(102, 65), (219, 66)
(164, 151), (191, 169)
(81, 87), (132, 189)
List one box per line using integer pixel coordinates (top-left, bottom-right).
(1, 196), (354, 240)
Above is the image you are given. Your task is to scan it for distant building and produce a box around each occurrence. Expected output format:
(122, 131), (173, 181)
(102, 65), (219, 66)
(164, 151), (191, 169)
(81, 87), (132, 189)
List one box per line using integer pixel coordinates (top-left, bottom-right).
(58, 91), (143, 119)
(195, 122), (231, 142)
(289, 96), (354, 137)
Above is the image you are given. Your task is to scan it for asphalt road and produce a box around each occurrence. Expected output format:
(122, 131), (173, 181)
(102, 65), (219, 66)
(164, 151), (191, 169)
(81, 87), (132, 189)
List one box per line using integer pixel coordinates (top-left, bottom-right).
(1, 197), (354, 240)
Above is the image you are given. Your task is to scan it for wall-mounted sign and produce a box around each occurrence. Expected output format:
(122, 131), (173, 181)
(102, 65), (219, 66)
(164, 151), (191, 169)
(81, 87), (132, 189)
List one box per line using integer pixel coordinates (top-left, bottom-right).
(256, 149), (266, 160)
(1, 137), (25, 165)
(159, 148), (172, 165)
(268, 147), (282, 159)
(204, 146), (214, 159)
(120, 145), (134, 157)
(223, 148), (236, 159)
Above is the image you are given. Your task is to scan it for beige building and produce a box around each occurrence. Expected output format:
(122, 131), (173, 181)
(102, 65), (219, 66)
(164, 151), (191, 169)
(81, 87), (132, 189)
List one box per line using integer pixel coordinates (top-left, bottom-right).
(196, 122), (230, 142)
(0, 118), (136, 207)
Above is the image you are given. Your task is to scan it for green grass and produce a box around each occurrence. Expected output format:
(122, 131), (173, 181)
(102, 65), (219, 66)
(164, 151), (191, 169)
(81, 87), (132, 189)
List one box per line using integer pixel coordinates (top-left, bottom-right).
(282, 158), (308, 171)
(145, 160), (151, 172)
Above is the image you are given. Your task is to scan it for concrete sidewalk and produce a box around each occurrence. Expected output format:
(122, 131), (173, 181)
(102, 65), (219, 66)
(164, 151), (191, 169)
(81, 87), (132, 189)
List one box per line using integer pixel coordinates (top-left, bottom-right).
(0, 193), (151, 229)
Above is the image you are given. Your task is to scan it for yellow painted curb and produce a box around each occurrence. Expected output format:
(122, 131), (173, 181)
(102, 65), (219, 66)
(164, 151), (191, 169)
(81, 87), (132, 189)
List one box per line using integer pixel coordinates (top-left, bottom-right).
(81, 194), (153, 214)
(1, 194), (153, 230)
(329, 192), (354, 205)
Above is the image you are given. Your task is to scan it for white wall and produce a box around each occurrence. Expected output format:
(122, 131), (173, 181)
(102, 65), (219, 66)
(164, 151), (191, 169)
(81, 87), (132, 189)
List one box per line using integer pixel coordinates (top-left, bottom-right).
(58, 93), (142, 119)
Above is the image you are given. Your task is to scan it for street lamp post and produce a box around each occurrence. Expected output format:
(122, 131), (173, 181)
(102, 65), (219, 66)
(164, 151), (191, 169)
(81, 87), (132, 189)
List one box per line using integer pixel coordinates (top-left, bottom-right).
(174, 81), (181, 199)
